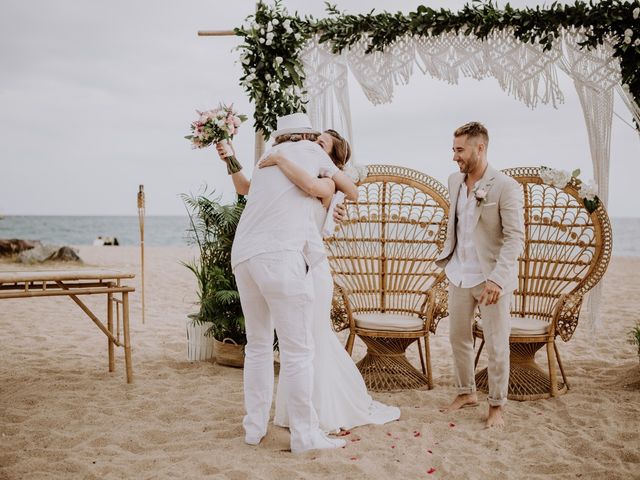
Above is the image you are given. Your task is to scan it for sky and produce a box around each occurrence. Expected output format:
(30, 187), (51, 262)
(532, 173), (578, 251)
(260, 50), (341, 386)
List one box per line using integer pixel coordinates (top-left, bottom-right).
(1, 0), (638, 217)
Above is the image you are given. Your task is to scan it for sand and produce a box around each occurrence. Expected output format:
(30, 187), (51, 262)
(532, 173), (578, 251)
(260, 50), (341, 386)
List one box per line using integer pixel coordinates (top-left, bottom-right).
(1, 246), (639, 480)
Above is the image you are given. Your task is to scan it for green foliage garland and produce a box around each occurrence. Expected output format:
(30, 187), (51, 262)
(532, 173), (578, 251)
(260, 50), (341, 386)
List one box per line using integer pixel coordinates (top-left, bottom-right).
(235, 0), (312, 136)
(235, 1), (640, 137)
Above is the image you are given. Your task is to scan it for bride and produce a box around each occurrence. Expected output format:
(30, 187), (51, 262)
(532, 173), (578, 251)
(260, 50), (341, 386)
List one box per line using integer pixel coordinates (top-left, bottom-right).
(216, 128), (400, 433)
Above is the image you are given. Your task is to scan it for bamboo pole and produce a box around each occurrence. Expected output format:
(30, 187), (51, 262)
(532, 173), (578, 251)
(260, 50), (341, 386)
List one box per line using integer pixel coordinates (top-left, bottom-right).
(199, 2), (266, 165)
(137, 185), (146, 324)
(108, 292), (114, 372)
(123, 291), (133, 383)
(54, 281), (123, 346)
(0, 286), (134, 299)
(197, 30), (236, 36)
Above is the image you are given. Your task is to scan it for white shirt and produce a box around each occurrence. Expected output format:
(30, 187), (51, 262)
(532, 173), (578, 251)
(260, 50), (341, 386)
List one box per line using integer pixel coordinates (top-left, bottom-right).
(231, 140), (339, 269)
(445, 181), (486, 288)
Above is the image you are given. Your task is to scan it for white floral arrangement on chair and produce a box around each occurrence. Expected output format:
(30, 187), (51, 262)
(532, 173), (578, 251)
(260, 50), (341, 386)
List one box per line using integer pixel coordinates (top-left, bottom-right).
(539, 166), (600, 213)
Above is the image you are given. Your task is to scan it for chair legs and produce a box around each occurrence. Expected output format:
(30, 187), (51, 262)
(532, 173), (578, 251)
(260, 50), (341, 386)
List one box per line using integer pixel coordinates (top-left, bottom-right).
(417, 338), (426, 374)
(415, 336), (433, 389)
(345, 331), (433, 390)
(345, 332), (356, 356)
(546, 340), (558, 396)
(553, 341), (570, 390)
(424, 335), (433, 390)
(475, 337), (568, 401)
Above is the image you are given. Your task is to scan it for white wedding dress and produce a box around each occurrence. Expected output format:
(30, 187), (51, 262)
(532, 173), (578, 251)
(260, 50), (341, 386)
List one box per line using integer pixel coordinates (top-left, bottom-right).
(274, 200), (400, 432)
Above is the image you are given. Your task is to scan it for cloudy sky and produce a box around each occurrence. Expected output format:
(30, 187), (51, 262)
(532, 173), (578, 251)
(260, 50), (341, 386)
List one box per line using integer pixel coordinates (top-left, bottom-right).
(1, 0), (638, 217)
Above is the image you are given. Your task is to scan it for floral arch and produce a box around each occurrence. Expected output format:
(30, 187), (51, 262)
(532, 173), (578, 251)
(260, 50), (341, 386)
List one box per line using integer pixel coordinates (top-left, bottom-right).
(234, 0), (640, 326)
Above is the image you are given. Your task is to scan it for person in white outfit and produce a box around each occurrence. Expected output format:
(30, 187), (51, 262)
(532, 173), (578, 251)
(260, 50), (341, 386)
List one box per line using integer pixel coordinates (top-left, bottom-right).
(230, 113), (350, 453)
(219, 120), (401, 437)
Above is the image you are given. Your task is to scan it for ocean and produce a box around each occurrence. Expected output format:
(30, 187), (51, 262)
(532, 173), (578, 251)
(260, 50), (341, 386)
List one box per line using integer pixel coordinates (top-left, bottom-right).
(0, 216), (192, 247)
(0, 215), (638, 256)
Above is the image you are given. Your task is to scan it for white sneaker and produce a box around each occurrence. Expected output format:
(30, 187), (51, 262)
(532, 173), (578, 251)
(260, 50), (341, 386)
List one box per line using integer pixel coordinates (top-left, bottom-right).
(244, 433), (264, 446)
(291, 431), (347, 454)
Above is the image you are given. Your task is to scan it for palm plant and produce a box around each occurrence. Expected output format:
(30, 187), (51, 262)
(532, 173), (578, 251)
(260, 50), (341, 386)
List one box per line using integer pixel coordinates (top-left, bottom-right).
(182, 189), (246, 344)
(631, 323), (640, 359)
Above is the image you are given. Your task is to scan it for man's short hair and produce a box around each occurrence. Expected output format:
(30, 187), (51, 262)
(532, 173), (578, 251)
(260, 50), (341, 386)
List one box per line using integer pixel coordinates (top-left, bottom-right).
(273, 132), (319, 145)
(454, 122), (489, 147)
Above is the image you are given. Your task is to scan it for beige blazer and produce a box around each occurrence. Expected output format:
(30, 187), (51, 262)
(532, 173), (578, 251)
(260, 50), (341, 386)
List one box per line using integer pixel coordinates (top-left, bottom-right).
(436, 165), (525, 294)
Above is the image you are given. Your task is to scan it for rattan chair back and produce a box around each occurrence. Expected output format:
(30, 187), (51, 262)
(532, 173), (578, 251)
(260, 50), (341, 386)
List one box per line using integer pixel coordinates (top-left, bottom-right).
(505, 166), (613, 341)
(324, 164), (450, 332)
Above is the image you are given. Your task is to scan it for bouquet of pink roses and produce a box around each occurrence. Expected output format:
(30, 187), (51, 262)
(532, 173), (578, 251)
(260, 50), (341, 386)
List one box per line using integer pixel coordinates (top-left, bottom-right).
(185, 104), (247, 173)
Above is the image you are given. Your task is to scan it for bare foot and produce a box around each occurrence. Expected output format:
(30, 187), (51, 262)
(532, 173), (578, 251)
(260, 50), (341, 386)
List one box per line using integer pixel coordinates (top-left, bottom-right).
(439, 393), (479, 413)
(484, 405), (505, 428)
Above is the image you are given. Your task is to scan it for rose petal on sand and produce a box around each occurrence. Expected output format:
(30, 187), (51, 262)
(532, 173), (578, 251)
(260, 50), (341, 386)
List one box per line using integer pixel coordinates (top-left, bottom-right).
(427, 449), (433, 454)
(449, 423), (456, 428)
(414, 431), (421, 437)
(427, 467), (436, 474)
(350, 457), (358, 461)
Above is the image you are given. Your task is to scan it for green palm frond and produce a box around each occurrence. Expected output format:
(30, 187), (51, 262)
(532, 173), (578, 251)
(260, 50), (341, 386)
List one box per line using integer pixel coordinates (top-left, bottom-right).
(182, 187), (246, 344)
(213, 290), (241, 305)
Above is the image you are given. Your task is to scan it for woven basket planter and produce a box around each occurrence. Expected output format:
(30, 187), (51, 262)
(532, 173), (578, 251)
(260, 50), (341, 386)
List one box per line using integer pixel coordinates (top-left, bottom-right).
(214, 338), (245, 368)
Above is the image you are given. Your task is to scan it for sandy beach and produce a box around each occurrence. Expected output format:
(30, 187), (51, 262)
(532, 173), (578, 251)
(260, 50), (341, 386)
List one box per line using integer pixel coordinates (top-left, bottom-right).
(1, 246), (638, 479)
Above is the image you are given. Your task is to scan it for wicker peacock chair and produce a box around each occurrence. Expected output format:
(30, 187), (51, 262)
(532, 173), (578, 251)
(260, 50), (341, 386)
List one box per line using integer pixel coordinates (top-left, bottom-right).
(473, 166), (613, 401)
(324, 165), (450, 391)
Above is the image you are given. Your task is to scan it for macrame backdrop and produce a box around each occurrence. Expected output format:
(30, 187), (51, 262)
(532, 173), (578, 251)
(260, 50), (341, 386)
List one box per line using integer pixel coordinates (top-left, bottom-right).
(301, 37), (354, 146)
(301, 29), (640, 330)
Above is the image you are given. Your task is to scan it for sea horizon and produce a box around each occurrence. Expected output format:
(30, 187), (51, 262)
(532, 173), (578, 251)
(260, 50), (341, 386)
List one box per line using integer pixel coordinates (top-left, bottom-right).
(1, 214), (639, 256)
(0, 215), (192, 248)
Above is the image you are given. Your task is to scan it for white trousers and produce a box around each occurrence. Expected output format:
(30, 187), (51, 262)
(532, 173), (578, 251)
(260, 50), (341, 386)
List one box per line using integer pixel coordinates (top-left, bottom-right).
(234, 251), (320, 451)
(448, 283), (510, 406)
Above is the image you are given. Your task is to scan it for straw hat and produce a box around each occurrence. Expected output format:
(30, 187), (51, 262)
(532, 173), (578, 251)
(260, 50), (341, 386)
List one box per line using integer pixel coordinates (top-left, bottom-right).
(271, 112), (319, 138)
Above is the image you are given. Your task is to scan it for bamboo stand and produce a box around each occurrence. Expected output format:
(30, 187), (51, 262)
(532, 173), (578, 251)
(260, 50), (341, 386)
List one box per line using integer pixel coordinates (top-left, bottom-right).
(137, 185), (146, 324)
(198, 3), (266, 165)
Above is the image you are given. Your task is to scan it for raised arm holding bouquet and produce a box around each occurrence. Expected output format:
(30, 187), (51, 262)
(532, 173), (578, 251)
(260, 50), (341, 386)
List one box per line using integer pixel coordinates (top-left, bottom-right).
(185, 104), (247, 174)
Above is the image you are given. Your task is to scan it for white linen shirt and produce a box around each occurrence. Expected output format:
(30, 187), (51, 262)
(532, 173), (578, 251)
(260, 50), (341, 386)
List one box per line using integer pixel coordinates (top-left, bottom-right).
(231, 140), (339, 270)
(445, 182), (486, 288)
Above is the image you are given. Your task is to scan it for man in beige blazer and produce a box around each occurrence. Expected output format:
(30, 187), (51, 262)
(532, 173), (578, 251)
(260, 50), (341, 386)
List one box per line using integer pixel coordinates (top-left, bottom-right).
(436, 122), (524, 428)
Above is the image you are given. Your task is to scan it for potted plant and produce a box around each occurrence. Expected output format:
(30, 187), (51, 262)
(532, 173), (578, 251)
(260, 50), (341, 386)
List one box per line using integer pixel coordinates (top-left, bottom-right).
(631, 323), (640, 365)
(182, 189), (246, 367)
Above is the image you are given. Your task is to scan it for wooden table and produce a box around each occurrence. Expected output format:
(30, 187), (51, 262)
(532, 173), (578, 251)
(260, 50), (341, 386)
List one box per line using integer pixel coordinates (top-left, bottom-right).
(0, 269), (135, 383)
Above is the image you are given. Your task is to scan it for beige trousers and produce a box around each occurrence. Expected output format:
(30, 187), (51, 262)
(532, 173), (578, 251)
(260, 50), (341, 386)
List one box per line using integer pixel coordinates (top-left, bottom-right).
(448, 283), (510, 406)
